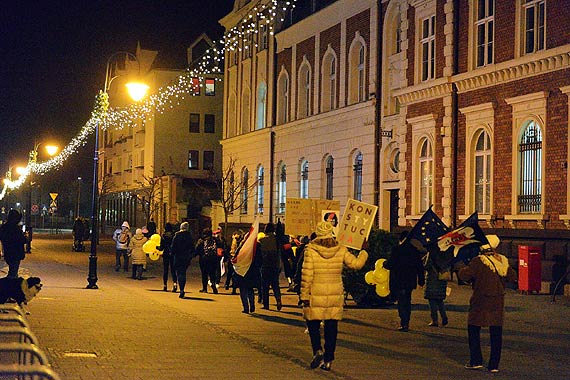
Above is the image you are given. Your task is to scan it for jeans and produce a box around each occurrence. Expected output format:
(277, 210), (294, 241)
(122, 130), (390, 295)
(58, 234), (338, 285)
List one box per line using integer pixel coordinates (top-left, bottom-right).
(428, 299), (448, 323)
(261, 267), (282, 308)
(468, 324), (503, 370)
(396, 289), (412, 327)
(115, 249), (129, 271)
(307, 320), (338, 362)
(239, 287), (255, 312)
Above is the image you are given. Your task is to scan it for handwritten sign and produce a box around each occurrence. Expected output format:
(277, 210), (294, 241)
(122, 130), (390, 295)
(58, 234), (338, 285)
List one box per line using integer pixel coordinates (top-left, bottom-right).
(337, 199), (378, 250)
(285, 198), (340, 236)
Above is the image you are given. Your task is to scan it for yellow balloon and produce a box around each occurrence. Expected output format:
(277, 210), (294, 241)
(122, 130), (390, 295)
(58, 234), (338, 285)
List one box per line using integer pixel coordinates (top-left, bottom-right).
(375, 259), (386, 271)
(142, 240), (155, 254)
(148, 251), (162, 261)
(365, 271), (376, 285)
(150, 233), (161, 243)
(376, 269), (389, 284)
(376, 285), (390, 297)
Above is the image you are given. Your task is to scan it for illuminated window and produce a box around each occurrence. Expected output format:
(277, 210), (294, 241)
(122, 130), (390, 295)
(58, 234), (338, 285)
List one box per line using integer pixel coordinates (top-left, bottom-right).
(474, 130), (491, 214)
(353, 153), (363, 201)
(191, 77), (200, 95)
(300, 160), (309, 198)
(421, 15), (436, 81)
(419, 139), (433, 212)
(257, 166), (264, 214)
(188, 150), (199, 170)
(205, 78), (215, 96)
(278, 164), (287, 214)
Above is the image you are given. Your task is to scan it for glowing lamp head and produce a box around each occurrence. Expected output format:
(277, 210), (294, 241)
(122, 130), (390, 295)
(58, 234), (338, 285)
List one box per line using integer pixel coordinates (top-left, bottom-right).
(45, 145), (59, 156)
(15, 167), (27, 176)
(125, 82), (149, 101)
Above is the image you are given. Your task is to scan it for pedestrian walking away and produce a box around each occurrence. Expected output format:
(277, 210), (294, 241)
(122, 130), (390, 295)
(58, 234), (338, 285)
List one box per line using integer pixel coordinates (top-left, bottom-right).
(160, 223), (177, 292)
(195, 228), (220, 294)
(0, 209), (27, 278)
(257, 222), (282, 310)
(112, 221), (132, 272)
(383, 230), (425, 332)
(424, 251), (449, 327)
(458, 234), (517, 373)
(171, 222), (195, 298)
(301, 221), (368, 371)
(130, 228), (148, 280)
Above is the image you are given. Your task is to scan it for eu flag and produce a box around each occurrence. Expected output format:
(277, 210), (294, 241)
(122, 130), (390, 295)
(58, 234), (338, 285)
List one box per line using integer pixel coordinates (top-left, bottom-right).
(407, 207), (449, 247)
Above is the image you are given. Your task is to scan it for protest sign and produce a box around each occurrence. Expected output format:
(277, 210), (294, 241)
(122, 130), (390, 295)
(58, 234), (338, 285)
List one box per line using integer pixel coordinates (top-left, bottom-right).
(337, 199), (378, 250)
(285, 198), (340, 236)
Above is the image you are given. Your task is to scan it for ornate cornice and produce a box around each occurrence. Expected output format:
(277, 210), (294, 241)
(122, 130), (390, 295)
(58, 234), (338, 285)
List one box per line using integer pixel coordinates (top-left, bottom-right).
(395, 81), (453, 105)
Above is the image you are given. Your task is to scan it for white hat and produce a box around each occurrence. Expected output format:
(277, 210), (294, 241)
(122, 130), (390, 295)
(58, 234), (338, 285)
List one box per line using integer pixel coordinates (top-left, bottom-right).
(135, 228), (142, 235)
(315, 221), (334, 239)
(180, 222), (189, 231)
(121, 221), (130, 229)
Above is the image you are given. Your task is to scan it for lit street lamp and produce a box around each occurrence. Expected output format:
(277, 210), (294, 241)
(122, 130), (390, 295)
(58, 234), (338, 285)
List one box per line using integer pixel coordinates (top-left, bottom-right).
(87, 51), (148, 289)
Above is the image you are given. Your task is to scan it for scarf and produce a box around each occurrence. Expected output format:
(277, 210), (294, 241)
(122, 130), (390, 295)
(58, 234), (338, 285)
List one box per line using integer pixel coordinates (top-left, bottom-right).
(480, 253), (510, 277)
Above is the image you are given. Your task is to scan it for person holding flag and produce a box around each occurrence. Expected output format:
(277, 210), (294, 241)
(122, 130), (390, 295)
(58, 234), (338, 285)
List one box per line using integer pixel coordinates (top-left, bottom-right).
(232, 218), (261, 313)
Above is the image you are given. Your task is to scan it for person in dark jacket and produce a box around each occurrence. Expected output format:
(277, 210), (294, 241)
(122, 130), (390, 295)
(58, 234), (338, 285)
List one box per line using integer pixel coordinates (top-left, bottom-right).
(383, 230), (425, 332)
(424, 254), (449, 327)
(258, 222), (282, 310)
(459, 235), (517, 373)
(195, 228), (219, 294)
(234, 242), (262, 314)
(160, 223), (177, 292)
(170, 222), (195, 299)
(0, 210), (27, 278)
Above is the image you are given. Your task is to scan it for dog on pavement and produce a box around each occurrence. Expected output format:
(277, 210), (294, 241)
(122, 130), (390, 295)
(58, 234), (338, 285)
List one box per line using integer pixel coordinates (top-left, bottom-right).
(0, 276), (42, 313)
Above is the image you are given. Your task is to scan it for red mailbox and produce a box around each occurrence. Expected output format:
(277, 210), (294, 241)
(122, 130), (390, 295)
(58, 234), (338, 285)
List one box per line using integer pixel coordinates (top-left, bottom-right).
(518, 245), (542, 293)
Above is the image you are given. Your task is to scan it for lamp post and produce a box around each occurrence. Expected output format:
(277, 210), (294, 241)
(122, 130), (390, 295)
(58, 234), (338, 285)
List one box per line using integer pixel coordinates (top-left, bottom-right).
(76, 177), (82, 217)
(87, 51), (149, 290)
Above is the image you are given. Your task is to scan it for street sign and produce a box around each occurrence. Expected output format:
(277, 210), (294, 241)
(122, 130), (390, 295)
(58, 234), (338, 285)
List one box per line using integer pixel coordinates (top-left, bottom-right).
(50, 200), (57, 208)
(31, 204), (39, 215)
(50, 193), (58, 201)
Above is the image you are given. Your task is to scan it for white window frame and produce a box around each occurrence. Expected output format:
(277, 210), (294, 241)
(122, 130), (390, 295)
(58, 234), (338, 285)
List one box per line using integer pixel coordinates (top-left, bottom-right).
(348, 34), (367, 105)
(474, 0), (495, 68)
(420, 15), (436, 82)
(408, 114), (436, 216)
(300, 159), (309, 199)
(325, 155), (334, 200)
(523, 0), (546, 55)
(256, 165), (264, 215)
(353, 151), (363, 201)
(277, 163), (287, 214)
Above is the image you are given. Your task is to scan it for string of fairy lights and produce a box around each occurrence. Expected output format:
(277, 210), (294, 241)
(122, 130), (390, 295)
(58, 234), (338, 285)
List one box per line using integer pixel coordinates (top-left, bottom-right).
(0, 0), (297, 201)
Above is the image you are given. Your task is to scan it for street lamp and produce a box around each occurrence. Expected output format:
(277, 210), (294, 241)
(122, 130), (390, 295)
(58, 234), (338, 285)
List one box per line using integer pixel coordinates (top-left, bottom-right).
(87, 51), (148, 290)
(76, 177), (82, 217)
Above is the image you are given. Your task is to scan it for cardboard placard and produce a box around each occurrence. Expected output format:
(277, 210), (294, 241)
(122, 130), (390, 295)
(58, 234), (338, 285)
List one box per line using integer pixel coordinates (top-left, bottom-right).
(285, 198), (340, 237)
(337, 199), (378, 250)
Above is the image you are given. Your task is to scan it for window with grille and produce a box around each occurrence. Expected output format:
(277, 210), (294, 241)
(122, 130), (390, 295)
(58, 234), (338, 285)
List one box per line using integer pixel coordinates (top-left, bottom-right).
(300, 160), (309, 199)
(518, 121), (542, 213)
(524, 0), (545, 54)
(353, 153), (363, 201)
(476, 0), (494, 67)
(474, 130), (491, 214)
(257, 166), (264, 214)
(421, 15), (436, 81)
(326, 156), (334, 200)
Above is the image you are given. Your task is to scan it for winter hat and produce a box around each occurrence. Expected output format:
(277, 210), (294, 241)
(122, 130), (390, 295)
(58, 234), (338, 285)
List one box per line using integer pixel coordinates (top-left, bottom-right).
(481, 234), (500, 251)
(315, 221), (334, 239)
(180, 222), (189, 231)
(121, 221), (130, 229)
(135, 228), (142, 235)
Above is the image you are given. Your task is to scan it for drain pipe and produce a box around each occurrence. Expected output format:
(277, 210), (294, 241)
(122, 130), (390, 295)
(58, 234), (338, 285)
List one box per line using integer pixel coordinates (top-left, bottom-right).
(373, 0), (384, 227)
(451, 0), (460, 228)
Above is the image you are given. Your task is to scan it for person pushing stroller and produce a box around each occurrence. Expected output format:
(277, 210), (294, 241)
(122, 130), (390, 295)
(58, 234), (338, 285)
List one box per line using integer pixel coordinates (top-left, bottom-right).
(72, 217), (87, 252)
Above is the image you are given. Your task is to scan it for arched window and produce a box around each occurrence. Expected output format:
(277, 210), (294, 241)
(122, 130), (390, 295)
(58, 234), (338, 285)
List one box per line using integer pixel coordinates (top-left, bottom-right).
(353, 152), (363, 201)
(419, 139), (433, 212)
(278, 164), (287, 214)
(518, 121), (542, 213)
(256, 82), (267, 130)
(300, 160), (309, 199)
(474, 130), (491, 214)
(298, 63), (311, 118)
(241, 88), (251, 134)
(349, 39), (366, 104)
(321, 51), (337, 112)
(241, 168), (249, 214)
(325, 156), (334, 200)
(257, 165), (264, 214)
(277, 72), (290, 124)
(227, 94), (236, 138)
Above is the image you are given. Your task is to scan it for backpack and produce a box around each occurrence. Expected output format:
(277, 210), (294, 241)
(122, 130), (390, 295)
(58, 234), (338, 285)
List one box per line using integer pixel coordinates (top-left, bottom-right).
(203, 239), (217, 257)
(118, 230), (130, 245)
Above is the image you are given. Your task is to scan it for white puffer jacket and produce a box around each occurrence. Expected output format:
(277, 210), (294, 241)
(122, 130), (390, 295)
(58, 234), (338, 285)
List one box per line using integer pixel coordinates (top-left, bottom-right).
(301, 241), (368, 321)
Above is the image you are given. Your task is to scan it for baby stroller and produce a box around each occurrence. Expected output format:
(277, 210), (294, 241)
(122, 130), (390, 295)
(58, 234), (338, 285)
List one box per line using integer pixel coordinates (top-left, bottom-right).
(72, 217), (86, 252)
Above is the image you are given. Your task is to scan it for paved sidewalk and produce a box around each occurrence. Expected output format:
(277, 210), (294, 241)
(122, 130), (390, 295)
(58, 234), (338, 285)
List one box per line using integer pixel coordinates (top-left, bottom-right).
(4, 236), (570, 380)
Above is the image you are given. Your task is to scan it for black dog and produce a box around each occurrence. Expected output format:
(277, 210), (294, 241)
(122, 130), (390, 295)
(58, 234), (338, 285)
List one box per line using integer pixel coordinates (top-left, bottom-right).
(0, 276), (43, 308)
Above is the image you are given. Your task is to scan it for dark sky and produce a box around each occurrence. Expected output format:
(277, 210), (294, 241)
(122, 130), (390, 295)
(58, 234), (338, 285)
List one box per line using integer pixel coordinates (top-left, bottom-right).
(0, 0), (233, 200)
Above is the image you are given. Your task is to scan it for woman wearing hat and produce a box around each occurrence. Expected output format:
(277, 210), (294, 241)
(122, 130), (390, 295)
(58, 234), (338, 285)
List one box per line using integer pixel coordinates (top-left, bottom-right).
(459, 235), (517, 373)
(301, 221), (368, 371)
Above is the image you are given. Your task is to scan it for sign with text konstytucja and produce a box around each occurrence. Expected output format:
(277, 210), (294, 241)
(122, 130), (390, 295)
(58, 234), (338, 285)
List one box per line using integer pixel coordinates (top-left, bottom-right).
(337, 199), (378, 250)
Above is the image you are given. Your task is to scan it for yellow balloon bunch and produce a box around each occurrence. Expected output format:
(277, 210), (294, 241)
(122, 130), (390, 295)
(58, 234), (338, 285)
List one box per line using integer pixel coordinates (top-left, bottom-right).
(364, 258), (390, 297)
(143, 233), (163, 261)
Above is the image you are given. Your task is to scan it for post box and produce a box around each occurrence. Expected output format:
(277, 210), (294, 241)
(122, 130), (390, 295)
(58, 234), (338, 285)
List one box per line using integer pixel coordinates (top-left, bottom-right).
(518, 245), (542, 293)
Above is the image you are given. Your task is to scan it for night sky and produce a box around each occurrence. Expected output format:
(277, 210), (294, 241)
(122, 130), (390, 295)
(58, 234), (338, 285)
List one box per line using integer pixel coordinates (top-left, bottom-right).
(0, 0), (233, 206)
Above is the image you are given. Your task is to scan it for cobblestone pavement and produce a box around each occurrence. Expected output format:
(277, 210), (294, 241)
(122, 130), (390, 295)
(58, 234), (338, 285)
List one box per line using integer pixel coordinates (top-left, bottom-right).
(3, 236), (569, 380)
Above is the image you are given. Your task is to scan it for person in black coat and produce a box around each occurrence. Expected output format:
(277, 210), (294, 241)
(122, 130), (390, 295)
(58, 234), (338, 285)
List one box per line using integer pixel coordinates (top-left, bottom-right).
(0, 210), (27, 278)
(383, 230), (425, 332)
(160, 223), (177, 292)
(234, 244), (262, 314)
(170, 222), (195, 299)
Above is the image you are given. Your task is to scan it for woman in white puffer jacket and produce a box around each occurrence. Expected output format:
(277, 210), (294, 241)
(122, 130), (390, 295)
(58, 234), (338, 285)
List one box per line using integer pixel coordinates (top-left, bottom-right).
(130, 228), (148, 280)
(301, 221), (368, 371)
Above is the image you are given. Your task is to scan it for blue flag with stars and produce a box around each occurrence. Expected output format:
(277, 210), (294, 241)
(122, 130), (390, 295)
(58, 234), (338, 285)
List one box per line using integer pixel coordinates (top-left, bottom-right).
(407, 206), (449, 247)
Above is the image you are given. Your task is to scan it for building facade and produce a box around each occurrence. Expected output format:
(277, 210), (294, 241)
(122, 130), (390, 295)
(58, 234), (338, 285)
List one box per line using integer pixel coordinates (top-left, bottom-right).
(220, 0), (570, 276)
(100, 38), (224, 234)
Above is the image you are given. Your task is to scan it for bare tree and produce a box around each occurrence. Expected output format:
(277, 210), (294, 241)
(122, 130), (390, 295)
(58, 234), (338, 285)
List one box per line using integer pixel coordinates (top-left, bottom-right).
(211, 155), (258, 234)
(133, 174), (161, 224)
(98, 173), (114, 240)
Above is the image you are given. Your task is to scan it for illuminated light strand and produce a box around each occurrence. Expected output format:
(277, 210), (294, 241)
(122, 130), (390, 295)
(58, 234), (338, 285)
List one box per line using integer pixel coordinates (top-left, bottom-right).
(0, 0), (298, 200)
